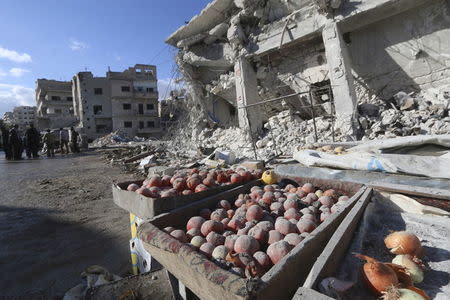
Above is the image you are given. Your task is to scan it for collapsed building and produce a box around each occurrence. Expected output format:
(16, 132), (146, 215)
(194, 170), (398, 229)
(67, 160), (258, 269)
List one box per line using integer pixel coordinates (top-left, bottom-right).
(166, 0), (450, 157)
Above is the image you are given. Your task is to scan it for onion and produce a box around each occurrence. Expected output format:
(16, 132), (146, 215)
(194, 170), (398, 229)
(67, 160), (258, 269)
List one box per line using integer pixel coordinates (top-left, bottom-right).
(381, 285), (429, 300)
(384, 231), (423, 258)
(355, 253), (399, 295)
(392, 255), (424, 283)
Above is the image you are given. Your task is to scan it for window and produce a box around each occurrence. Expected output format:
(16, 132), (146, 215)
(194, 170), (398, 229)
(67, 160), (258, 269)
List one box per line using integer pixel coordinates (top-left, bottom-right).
(93, 105), (102, 115)
(67, 96), (73, 101)
(146, 87), (154, 92)
(55, 109), (62, 114)
(51, 96), (61, 101)
(137, 86), (143, 92)
(138, 103), (143, 114)
(147, 121), (155, 128)
(124, 121), (132, 128)
(121, 86), (130, 92)
(94, 88), (103, 95)
(139, 121), (144, 129)
(146, 104), (154, 110)
(123, 103), (131, 110)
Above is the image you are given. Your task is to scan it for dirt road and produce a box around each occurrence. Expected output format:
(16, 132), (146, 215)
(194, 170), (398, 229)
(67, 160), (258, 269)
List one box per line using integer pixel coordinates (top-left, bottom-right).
(0, 151), (139, 298)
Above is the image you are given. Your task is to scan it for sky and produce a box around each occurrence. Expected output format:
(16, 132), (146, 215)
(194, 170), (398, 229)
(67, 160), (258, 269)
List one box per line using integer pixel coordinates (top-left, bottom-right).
(0, 0), (211, 116)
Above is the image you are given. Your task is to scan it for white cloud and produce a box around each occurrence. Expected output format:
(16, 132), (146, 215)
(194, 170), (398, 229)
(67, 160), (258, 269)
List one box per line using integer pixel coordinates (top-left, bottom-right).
(9, 67), (30, 78)
(0, 46), (32, 63)
(114, 54), (121, 61)
(0, 69), (7, 77)
(157, 78), (172, 100)
(69, 38), (88, 51)
(0, 83), (35, 115)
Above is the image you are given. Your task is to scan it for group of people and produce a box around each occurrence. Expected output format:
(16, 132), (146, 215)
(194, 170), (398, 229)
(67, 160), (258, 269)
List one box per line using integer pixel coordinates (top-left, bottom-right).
(0, 124), (81, 160)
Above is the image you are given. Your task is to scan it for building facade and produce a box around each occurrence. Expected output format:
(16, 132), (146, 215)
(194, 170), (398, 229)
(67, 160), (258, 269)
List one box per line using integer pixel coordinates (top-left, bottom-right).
(1, 107), (36, 132)
(35, 79), (77, 130)
(72, 64), (161, 141)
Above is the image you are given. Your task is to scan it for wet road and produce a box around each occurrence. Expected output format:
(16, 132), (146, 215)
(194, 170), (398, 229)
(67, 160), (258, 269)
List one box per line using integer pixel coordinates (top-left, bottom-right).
(0, 151), (137, 298)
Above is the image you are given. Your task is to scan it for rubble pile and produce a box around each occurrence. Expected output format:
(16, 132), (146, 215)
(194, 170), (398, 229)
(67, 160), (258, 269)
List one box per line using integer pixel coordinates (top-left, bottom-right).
(90, 130), (146, 148)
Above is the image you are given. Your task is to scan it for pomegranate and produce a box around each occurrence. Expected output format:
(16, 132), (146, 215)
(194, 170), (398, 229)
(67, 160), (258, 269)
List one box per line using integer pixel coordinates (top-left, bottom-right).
(267, 241), (293, 264)
(275, 218), (297, 235)
(200, 220), (224, 236)
(206, 231), (225, 247)
(234, 235), (259, 255)
(199, 242), (215, 258)
(187, 216), (206, 231)
(246, 205), (264, 222)
(127, 183), (140, 191)
(170, 230), (187, 243)
(268, 230), (284, 244)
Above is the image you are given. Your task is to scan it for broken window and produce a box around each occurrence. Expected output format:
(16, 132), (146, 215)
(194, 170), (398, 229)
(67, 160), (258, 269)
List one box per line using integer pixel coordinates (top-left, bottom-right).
(146, 87), (154, 92)
(146, 104), (154, 110)
(138, 104), (144, 114)
(94, 88), (103, 95)
(124, 121), (132, 128)
(67, 96), (73, 101)
(93, 105), (102, 115)
(121, 86), (130, 92)
(139, 121), (144, 129)
(147, 121), (155, 128)
(51, 96), (61, 101)
(123, 103), (131, 110)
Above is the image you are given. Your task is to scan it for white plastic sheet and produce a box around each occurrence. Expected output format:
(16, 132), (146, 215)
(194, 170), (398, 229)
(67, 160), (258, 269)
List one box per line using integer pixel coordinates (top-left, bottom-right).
(347, 135), (450, 153)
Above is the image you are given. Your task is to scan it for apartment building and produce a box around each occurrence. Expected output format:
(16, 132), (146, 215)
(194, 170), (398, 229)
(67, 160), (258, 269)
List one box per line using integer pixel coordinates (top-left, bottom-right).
(35, 79), (77, 130)
(72, 64), (161, 141)
(12, 106), (37, 132)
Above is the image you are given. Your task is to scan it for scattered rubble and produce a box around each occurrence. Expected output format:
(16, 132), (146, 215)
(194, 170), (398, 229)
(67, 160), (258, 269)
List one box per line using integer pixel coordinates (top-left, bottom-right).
(90, 130), (146, 148)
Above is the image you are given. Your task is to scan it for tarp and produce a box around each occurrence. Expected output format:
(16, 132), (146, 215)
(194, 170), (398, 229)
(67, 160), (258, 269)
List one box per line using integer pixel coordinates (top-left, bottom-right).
(293, 150), (450, 179)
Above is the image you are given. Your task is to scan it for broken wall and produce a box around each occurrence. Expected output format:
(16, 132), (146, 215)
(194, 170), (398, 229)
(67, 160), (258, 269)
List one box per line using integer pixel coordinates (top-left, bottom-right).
(349, 0), (450, 103)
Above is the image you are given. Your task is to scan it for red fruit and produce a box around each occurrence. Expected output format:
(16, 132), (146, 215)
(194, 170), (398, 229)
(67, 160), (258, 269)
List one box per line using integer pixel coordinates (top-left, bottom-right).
(262, 192), (275, 204)
(301, 183), (314, 194)
(210, 209), (228, 221)
(237, 223), (254, 236)
(263, 185), (275, 192)
(289, 187), (298, 193)
(245, 199), (257, 208)
(206, 231), (225, 247)
(200, 220), (224, 236)
(148, 187), (161, 198)
(319, 196), (334, 207)
(170, 230), (187, 243)
(203, 177), (216, 187)
(234, 235), (259, 255)
(320, 212), (331, 222)
(195, 184), (208, 193)
(160, 189), (176, 198)
(199, 208), (212, 219)
(268, 230), (284, 244)
(301, 213), (316, 222)
(224, 234), (239, 251)
(227, 209), (235, 219)
(275, 218), (297, 235)
(234, 199), (245, 208)
(246, 205), (264, 222)
(182, 189), (193, 195)
(283, 199), (298, 210)
(253, 251), (272, 269)
(221, 218), (230, 227)
(270, 202), (284, 212)
(230, 174), (242, 184)
(136, 187), (154, 198)
(187, 228), (202, 239)
(187, 216), (206, 231)
(190, 168), (199, 174)
(323, 189), (336, 198)
(127, 183), (140, 191)
(160, 175), (171, 187)
(284, 208), (301, 220)
(219, 200), (232, 210)
(248, 226), (269, 245)
(187, 176), (201, 191)
(223, 230), (234, 237)
(256, 221), (274, 232)
(267, 241), (293, 264)
(217, 172), (229, 183)
(303, 193), (318, 204)
(170, 175), (182, 185)
(199, 242), (215, 258)
(296, 190), (307, 198)
(251, 189), (264, 200)
(296, 219), (317, 233)
(250, 186), (262, 193)
(227, 218), (244, 231)
(284, 233), (302, 246)
(233, 207), (247, 220)
(172, 178), (187, 192)
(284, 184), (295, 192)
(147, 175), (162, 187)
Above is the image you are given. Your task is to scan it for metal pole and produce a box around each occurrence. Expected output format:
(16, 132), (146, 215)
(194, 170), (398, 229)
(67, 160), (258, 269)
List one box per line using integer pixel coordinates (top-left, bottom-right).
(308, 88), (318, 143)
(330, 86), (336, 143)
(244, 106), (258, 160)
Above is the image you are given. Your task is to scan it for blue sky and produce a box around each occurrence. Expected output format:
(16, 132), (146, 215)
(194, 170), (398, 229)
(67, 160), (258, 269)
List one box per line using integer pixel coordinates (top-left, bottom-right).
(0, 0), (211, 116)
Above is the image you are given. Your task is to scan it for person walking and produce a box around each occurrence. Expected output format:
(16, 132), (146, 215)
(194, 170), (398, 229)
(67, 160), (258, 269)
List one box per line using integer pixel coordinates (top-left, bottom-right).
(9, 125), (22, 160)
(59, 127), (69, 154)
(1, 124), (11, 160)
(25, 123), (41, 158)
(69, 127), (80, 153)
(42, 129), (55, 157)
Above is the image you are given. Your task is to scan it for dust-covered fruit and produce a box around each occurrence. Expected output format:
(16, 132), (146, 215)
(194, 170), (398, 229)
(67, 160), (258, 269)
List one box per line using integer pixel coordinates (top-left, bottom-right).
(227, 218), (243, 231)
(212, 245), (229, 260)
(195, 184), (208, 193)
(187, 216), (206, 231)
(248, 226), (269, 245)
(206, 231), (225, 247)
(147, 175), (162, 187)
(253, 251), (272, 269)
(270, 202), (284, 212)
(262, 192), (275, 204)
(235, 199), (245, 208)
(256, 221), (274, 232)
(172, 178), (187, 191)
(275, 218), (297, 235)
(323, 189), (336, 198)
(136, 187), (154, 198)
(127, 183), (140, 191)
(219, 200), (232, 210)
(224, 234), (239, 251)
(187, 228), (201, 239)
(199, 208), (212, 219)
(283, 199), (298, 210)
(268, 230), (284, 244)
(201, 220), (224, 236)
(199, 242), (215, 258)
(297, 219), (317, 233)
(203, 177), (216, 187)
(319, 196), (334, 207)
(234, 235), (259, 255)
(190, 236), (206, 248)
(161, 175), (172, 187)
(182, 189), (193, 195)
(284, 208), (301, 220)
(267, 241), (293, 264)
(230, 174), (242, 184)
(210, 209), (228, 221)
(170, 230), (187, 243)
(284, 233), (303, 246)
(301, 183), (314, 194)
(187, 176), (201, 191)
(246, 205), (264, 221)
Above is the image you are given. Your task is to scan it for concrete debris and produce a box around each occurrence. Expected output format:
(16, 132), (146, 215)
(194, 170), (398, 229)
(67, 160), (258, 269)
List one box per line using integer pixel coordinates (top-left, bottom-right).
(90, 130), (146, 148)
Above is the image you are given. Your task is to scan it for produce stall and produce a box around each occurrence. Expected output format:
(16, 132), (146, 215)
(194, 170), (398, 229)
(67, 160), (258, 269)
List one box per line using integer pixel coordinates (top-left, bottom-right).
(137, 176), (368, 299)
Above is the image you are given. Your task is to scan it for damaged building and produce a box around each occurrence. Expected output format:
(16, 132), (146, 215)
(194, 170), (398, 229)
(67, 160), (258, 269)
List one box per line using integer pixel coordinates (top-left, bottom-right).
(166, 0), (450, 148)
(72, 64), (162, 142)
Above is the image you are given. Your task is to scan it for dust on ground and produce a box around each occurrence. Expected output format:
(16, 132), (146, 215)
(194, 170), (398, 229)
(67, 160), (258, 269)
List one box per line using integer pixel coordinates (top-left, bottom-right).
(0, 151), (139, 298)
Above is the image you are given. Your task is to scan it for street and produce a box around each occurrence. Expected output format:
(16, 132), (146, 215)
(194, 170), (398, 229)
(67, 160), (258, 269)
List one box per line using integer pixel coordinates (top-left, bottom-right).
(0, 151), (138, 298)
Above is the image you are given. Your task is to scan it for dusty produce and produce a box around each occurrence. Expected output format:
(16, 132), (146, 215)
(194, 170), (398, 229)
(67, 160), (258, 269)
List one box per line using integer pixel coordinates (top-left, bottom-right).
(392, 255), (424, 284)
(384, 231), (424, 258)
(126, 168), (259, 198)
(163, 182), (350, 278)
